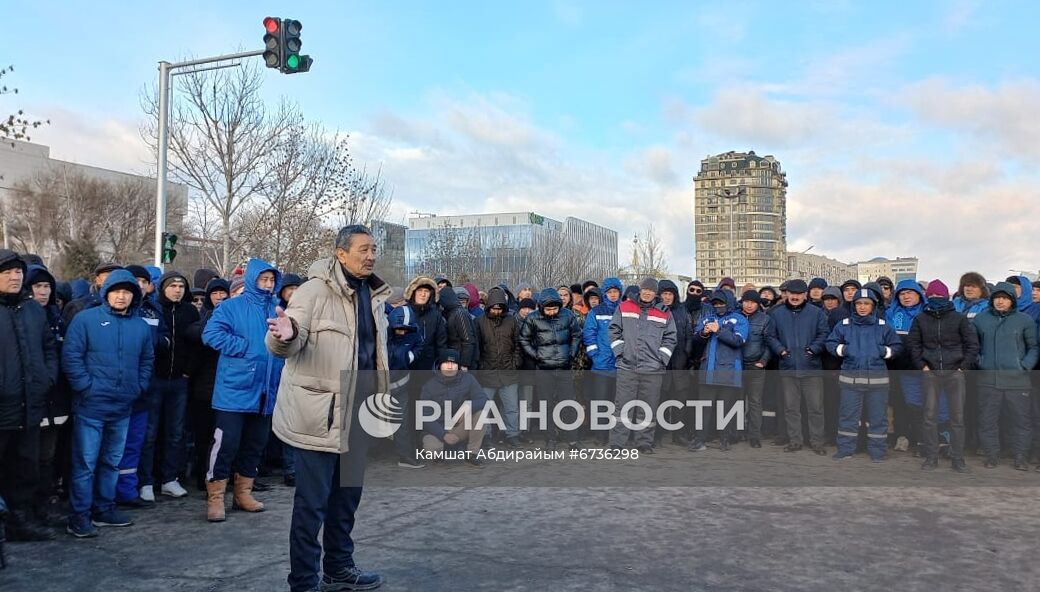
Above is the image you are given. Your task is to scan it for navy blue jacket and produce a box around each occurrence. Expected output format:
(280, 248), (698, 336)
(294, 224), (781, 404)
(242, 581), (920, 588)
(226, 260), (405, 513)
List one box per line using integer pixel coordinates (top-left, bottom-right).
(766, 301), (830, 374)
(388, 305), (423, 392)
(419, 370), (488, 439)
(62, 270), (155, 421)
(741, 308), (774, 366)
(203, 259), (284, 415)
(973, 282), (1040, 390)
(694, 291), (748, 388)
(825, 311), (903, 386)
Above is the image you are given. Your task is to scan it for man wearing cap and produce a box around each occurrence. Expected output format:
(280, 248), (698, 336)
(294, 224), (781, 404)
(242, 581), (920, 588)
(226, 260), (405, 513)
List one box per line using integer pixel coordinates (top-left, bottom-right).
(765, 279), (830, 454)
(717, 277), (737, 294)
(876, 276), (895, 308)
(0, 250), (60, 541)
(266, 225), (389, 591)
(739, 290), (773, 448)
(827, 288), (903, 462)
(519, 288), (583, 450)
(972, 281), (1038, 470)
(690, 288), (748, 451)
(419, 349), (488, 467)
(808, 278), (827, 308)
(62, 269), (154, 536)
(906, 280), (978, 473)
(608, 278), (677, 454)
(582, 277), (624, 445)
(62, 262), (122, 325)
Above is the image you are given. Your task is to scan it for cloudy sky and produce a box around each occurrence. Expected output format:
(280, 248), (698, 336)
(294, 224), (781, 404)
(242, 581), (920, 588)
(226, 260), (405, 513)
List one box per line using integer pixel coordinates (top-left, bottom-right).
(10, 0), (1040, 282)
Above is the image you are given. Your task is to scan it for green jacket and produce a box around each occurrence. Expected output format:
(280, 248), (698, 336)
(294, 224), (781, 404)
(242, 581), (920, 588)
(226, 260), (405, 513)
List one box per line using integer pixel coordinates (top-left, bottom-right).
(973, 292), (1039, 390)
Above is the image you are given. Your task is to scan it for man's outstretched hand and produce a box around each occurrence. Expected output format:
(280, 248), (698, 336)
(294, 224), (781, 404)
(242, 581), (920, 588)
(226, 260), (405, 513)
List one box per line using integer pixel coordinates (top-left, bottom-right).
(267, 306), (294, 342)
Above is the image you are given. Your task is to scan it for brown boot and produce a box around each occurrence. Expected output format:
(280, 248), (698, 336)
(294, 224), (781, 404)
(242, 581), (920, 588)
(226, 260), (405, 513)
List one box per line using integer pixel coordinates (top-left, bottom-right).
(231, 473), (265, 512)
(206, 480), (227, 522)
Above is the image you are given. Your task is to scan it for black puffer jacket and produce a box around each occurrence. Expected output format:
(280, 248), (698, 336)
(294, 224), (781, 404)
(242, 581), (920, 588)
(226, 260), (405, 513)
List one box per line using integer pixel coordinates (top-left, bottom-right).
(475, 287), (520, 386)
(184, 278), (229, 404)
(26, 265), (71, 425)
(438, 285), (477, 369)
(518, 292), (581, 370)
(155, 271), (200, 380)
(406, 276), (447, 371)
(906, 300), (979, 371)
(658, 280), (694, 370)
(742, 309), (774, 366)
(0, 250), (59, 430)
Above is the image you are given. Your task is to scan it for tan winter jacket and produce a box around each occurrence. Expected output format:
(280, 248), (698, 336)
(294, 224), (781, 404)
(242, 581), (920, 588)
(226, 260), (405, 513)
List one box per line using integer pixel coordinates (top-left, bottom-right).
(267, 257), (390, 454)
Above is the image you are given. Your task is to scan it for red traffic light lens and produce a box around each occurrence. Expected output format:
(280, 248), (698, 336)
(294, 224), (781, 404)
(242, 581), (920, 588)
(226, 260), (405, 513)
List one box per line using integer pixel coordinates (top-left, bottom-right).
(263, 17), (280, 34)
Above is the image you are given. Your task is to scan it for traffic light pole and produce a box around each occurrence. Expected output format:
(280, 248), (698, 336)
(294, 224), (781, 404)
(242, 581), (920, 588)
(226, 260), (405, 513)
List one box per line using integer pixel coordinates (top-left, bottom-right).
(152, 49), (264, 268)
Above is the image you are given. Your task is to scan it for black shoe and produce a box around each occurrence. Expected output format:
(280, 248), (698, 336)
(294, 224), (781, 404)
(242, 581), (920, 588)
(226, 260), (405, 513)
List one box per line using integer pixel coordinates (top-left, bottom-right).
(465, 457), (485, 469)
(810, 446), (827, 456)
(250, 479), (271, 492)
(284, 473), (297, 486)
(671, 434), (690, 447)
(118, 496), (154, 509)
(719, 440), (731, 452)
(568, 442), (582, 451)
(545, 439), (558, 451)
(396, 457), (426, 470)
(921, 457), (939, 471)
(783, 443), (803, 453)
(637, 445), (654, 455)
(772, 438), (790, 447)
(952, 458), (969, 473)
(984, 457), (998, 469)
(321, 564), (385, 591)
(1013, 456), (1029, 471)
(749, 438), (761, 449)
(504, 436), (521, 448)
(519, 434), (534, 445)
(6, 509), (56, 541)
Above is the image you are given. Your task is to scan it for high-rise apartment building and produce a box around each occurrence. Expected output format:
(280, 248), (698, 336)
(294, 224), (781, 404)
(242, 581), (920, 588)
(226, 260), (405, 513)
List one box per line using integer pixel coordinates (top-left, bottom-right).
(693, 151), (787, 287)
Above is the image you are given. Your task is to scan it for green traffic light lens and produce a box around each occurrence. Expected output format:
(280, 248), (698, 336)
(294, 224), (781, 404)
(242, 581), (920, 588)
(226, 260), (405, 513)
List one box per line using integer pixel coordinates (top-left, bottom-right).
(286, 55), (300, 70)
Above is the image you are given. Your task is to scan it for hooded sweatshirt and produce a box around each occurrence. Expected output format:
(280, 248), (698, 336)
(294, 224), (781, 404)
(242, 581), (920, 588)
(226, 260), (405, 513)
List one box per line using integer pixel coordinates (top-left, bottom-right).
(156, 271), (201, 380)
(885, 279), (925, 370)
(474, 287), (520, 387)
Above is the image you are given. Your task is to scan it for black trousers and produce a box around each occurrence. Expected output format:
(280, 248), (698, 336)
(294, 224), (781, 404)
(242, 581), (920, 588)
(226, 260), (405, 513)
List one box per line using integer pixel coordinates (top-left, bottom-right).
(0, 427), (40, 510)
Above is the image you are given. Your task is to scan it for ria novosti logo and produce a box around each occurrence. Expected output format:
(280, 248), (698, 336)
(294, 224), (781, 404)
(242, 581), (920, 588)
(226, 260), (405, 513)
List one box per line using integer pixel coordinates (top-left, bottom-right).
(358, 392), (404, 438)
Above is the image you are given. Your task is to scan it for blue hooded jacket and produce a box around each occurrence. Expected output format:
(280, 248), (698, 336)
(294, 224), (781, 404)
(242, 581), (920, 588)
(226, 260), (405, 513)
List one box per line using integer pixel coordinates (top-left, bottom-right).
(388, 304), (423, 387)
(885, 279), (925, 335)
(582, 277), (624, 373)
(62, 270), (155, 421)
(203, 259), (284, 415)
(694, 290), (749, 388)
(826, 296), (903, 384)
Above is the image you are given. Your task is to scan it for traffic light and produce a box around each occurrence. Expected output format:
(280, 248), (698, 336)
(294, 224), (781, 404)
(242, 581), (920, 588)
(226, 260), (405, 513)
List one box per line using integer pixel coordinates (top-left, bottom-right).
(162, 232), (178, 264)
(262, 17), (312, 74)
(262, 16), (282, 70)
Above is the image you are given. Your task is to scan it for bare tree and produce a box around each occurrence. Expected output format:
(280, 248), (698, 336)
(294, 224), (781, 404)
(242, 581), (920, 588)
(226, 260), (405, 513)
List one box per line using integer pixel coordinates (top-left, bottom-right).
(413, 222), (484, 284)
(0, 65), (49, 144)
(632, 223), (668, 277)
(321, 137), (394, 227)
(143, 62), (293, 275)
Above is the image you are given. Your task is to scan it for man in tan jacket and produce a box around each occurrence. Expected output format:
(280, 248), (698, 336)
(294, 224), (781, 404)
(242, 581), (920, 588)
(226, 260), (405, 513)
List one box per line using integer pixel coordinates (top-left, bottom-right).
(267, 225), (390, 592)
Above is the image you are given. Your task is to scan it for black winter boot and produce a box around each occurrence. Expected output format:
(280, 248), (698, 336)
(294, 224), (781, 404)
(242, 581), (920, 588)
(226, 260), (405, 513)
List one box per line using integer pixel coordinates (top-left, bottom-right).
(6, 508), (56, 541)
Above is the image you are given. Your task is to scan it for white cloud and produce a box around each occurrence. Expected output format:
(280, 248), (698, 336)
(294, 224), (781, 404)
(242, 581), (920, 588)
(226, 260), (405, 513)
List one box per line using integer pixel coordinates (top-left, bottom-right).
(902, 77), (1040, 161)
(29, 106), (151, 175)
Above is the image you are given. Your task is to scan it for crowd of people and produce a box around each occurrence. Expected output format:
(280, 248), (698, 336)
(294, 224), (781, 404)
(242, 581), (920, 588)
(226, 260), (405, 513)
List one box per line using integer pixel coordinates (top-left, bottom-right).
(2, 234), (1040, 577)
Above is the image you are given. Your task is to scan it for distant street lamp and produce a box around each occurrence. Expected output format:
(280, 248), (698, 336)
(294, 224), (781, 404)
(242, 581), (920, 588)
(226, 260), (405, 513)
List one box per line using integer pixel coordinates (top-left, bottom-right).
(714, 186), (746, 282)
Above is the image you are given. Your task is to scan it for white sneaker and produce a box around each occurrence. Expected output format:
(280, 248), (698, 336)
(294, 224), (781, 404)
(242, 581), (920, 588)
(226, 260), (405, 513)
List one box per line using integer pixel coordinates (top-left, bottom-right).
(139, 485), (155, 503)
(160, 480), (188, 498)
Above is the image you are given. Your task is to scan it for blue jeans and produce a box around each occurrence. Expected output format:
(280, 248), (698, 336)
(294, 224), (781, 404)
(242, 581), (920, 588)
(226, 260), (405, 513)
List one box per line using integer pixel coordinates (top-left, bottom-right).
(140, 377), (188, 485)
(483, 383), (520, 437)
(70, 414), (130, 518)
